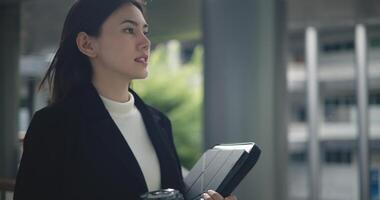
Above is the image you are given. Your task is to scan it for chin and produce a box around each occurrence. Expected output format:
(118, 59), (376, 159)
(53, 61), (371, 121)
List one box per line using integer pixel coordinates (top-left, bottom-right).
(134, 71), (149, 79)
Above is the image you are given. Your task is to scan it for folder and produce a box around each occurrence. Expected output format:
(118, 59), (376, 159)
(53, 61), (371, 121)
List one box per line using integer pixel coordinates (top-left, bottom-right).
(183, 142), (261, 200)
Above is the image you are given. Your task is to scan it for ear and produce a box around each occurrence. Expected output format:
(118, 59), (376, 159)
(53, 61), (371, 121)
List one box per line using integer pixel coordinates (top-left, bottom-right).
(76, 32), (98, 58)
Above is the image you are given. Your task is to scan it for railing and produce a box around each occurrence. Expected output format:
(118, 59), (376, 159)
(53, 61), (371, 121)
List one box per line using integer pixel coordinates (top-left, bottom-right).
(0, 179), (15, 200)
(0, 137), (21, 200)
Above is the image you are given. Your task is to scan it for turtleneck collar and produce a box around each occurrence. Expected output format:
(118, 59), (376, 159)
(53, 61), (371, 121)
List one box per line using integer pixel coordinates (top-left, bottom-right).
(99, 92), (135, 116)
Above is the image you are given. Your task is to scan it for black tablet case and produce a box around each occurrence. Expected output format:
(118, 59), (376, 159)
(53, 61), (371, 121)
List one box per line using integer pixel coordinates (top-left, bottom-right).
(183, 143), (261, 200)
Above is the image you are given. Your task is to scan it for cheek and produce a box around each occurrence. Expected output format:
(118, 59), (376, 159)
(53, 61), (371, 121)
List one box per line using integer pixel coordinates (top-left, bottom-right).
(98, 37), (134, 67)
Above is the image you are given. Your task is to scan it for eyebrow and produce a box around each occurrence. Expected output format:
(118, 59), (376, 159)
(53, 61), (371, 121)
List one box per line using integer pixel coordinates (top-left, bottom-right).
(120, 19), (148, 28)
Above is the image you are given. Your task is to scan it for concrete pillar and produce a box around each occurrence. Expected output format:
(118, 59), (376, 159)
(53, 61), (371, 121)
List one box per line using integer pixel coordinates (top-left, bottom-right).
(202, 0), (288, 199)
(0, 2), (21, 179)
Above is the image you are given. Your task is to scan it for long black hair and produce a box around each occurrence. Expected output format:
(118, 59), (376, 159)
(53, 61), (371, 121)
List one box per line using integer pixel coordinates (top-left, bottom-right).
(39, 0), (146, 104)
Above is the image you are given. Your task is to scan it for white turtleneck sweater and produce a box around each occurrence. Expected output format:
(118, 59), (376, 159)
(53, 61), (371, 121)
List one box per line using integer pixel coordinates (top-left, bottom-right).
(99, 93), (161, 191)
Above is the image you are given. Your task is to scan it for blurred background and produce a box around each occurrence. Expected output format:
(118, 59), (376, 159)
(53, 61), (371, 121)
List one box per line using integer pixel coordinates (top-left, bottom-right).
(0, 0), (380, 199)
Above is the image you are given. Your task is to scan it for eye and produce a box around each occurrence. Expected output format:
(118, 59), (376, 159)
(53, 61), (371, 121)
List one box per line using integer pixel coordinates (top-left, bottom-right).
(123, 27), (135, 34)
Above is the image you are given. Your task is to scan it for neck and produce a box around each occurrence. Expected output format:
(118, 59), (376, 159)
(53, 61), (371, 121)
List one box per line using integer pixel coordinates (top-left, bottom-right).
(92, 71), (131, 103)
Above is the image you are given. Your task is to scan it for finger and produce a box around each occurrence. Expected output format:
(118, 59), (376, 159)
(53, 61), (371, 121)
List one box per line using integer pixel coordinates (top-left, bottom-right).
(207, 190), (224, 200)
(225, 195), (237, 200)
(202, 193), (213, 200)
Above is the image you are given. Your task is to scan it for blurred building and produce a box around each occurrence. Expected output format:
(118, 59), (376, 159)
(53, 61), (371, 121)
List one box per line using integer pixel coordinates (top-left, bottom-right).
(287, 29), (380, 200)
(286, 0), (380, 199)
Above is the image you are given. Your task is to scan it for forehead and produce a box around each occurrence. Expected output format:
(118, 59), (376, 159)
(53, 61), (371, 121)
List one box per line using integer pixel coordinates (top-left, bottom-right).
(110, 3), (147, 25)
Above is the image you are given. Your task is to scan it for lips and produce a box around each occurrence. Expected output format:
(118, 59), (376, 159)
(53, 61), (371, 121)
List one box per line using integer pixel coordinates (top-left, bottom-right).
(134, 55), (148, 64)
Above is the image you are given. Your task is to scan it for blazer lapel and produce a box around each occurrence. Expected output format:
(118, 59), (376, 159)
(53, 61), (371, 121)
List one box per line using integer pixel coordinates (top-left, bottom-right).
(76, 83), (148, 194)
(130, 90), (182, 190)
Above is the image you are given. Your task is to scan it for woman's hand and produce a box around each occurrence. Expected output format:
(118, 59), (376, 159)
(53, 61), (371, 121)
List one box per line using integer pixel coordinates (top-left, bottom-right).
(201, 190), (237, 200)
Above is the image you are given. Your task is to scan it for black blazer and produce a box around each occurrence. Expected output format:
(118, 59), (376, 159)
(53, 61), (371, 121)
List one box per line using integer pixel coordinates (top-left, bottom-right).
(14, 83), (185, 200)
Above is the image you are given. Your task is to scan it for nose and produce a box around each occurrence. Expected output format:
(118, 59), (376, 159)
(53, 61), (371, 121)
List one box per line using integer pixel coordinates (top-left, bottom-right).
(139, 33), (151, 51)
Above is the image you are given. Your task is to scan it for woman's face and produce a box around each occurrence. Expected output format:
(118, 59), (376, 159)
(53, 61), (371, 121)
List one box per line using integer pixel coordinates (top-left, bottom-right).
(92, 3), (150, 81)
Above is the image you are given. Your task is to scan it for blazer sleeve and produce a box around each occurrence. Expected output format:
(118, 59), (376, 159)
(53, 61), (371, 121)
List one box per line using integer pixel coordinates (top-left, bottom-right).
(14, 108), (64, 200)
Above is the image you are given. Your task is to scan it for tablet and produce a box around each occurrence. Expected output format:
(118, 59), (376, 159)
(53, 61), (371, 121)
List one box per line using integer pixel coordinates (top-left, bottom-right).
(183, 142), (261, 200)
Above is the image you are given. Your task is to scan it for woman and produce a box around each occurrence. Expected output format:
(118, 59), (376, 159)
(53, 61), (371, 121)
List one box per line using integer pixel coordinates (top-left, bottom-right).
(13, 0), (236, 200)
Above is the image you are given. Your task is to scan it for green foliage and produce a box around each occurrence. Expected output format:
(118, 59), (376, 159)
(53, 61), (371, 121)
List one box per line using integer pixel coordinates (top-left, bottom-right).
(133, 43), (204, 169)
